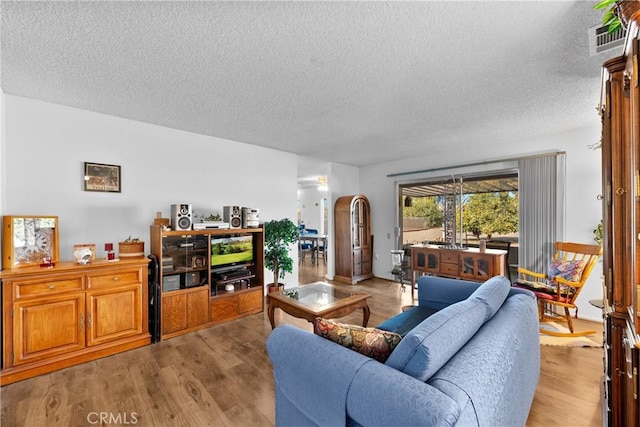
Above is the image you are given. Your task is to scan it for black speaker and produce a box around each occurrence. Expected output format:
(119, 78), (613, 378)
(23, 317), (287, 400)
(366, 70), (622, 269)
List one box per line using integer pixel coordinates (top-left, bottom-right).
(171, 204), (192, 230)
(147, 255), (160, 343)
(223, 205), (242, 229)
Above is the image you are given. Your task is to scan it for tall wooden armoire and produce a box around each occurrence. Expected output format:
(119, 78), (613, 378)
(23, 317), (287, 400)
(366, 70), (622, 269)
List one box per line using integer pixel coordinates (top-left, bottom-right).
(600, 16), (640, 427)
(334, 194), (373, 284)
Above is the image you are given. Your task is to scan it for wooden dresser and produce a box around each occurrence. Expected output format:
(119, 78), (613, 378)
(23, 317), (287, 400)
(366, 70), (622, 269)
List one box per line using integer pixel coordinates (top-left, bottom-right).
(0, 258), (150, 385)
(410, 244), (507, 296)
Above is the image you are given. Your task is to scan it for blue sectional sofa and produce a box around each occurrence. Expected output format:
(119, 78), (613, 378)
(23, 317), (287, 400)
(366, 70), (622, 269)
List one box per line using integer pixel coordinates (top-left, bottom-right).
(266, 275), (540, 427)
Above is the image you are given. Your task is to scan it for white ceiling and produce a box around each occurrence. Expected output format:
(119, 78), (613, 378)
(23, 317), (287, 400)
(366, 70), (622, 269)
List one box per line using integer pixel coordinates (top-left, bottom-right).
(1, 1), (617, 182)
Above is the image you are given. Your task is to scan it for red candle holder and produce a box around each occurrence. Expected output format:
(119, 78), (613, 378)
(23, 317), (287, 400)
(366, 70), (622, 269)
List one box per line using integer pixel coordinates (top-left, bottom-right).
(105, 243), (115, 260)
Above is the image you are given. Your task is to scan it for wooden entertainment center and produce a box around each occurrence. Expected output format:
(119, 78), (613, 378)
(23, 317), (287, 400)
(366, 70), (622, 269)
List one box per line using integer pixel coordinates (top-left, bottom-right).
(149, 225), (264, 341)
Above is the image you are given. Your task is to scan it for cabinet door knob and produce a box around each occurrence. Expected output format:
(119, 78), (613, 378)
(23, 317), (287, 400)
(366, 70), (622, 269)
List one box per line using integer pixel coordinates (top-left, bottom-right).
(112, 276), (119, 281)
(48, 285), (55, 289)
(616, 187), (626, 195)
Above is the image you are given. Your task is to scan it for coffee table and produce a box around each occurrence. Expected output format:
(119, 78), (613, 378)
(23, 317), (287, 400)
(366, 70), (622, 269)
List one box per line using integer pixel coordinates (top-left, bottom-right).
(267, 282), (371, 330)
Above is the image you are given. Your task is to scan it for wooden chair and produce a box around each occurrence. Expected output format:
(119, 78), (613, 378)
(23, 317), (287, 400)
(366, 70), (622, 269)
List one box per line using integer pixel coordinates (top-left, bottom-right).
(513, 241), (602, 337)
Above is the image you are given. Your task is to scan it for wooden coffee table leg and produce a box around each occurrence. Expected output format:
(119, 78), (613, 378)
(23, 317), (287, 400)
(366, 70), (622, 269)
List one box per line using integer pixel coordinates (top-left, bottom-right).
(268, 301), (277, 329)
(362, 304), (370, 327)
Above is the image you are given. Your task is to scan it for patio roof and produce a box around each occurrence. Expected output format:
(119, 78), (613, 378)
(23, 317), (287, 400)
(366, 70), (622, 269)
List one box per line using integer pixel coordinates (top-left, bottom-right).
(401, 174), (518, 198)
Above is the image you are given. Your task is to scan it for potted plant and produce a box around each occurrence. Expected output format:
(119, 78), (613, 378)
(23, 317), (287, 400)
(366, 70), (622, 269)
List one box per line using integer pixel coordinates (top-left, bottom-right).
(594, 0), (640, 33)
(264, 218), (299, 292)
(594, 220), (604, 246)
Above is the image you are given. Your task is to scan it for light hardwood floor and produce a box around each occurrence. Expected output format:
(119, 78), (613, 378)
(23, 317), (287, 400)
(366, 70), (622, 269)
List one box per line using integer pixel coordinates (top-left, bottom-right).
(0, 261), (603, 426)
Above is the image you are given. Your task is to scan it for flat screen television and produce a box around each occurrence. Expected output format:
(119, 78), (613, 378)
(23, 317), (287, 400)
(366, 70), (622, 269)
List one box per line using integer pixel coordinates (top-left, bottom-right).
(211, 235), (253, 268)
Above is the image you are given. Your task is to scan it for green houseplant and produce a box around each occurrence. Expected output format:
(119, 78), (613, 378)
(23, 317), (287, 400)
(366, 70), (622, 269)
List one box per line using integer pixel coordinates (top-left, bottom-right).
(594, 0), (624, 33)
(594, 220), (604, 246)
(594, 0), (640, 33)
(264, 218), (299, 292)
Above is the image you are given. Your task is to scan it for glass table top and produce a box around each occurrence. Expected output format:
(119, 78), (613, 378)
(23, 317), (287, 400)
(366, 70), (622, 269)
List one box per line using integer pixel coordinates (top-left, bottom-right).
(279, 282), (363, 310)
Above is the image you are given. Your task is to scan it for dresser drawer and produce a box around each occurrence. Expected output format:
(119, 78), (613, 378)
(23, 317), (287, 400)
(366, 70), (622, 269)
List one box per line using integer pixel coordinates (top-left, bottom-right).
(440, 251), (459, 264)
(87, 269), (142, 288)
(440, 262), (460, 276)
(13, 276), (84, 299)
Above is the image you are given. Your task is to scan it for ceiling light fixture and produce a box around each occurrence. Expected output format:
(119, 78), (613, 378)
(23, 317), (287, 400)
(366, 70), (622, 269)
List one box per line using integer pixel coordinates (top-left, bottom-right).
(317, 176), (328, 192)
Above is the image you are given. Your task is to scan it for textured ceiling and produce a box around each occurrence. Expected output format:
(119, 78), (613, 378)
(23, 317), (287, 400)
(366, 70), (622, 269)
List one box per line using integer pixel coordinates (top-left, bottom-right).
(1, 1), (618, 177)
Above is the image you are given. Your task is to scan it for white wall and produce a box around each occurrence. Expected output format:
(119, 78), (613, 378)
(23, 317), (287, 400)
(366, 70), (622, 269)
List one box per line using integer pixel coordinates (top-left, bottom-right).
(298, 187), (328, 232)
(1, 95), (607, 317)
(1, 95), (301, 286)
(0, 91), (5, 218)
(361, 125), (604, 321)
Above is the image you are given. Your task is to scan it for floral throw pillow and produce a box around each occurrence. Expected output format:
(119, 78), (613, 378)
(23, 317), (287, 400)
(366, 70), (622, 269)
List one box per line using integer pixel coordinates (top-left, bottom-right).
(314, 318), (402, 363)
(547, 259), (586, 284)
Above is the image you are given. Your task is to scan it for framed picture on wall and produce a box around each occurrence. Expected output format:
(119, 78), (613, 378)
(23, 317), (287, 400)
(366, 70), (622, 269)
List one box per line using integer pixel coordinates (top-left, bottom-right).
(83, 162), (121, 193)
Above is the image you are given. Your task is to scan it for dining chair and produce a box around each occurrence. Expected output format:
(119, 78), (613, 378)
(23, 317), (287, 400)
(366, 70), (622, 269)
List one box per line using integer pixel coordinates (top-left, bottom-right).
(302, 229), (319, 263)
(298, 241), (313, 264)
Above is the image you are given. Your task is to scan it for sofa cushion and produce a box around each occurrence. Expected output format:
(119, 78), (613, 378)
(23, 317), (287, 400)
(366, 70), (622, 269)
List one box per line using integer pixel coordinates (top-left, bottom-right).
(385, 298), (486, 381)
(548, 259), (585, 284)
(315, 318), (403, 363)
(375, 306), (439, 337)
(468, 275), (511, 322)
(515, 260), (586, 298)
(427, 293), (540, 427)
(417, 276), (480, 310)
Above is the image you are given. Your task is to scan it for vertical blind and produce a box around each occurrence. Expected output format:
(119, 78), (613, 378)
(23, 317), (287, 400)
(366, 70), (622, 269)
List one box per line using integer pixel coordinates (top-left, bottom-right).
(518, 153), (566, 273)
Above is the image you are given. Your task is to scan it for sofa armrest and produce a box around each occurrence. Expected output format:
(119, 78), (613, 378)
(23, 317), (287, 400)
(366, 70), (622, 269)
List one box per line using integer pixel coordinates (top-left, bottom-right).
(266, 325), (372, 426)
(346, 358), (461, 426)
(267, 325), (461, 427)
(417, 275), (482, 309)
